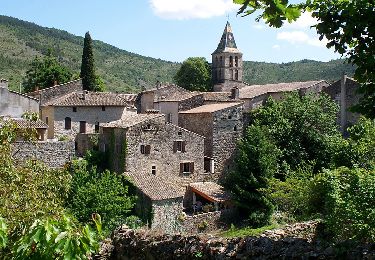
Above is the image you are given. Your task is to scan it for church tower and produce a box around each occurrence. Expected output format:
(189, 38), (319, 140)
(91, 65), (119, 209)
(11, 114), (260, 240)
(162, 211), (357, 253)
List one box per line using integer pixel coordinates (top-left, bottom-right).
(212, 21), (243, 92)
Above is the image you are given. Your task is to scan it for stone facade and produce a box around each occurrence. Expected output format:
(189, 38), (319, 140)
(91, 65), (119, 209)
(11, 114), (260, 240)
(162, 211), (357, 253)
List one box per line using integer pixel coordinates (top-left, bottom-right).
(151, 198), (185, 234)
(12, 140), (74, 168)
(0, 84), (39, 118)
(179, 102), (243, 177)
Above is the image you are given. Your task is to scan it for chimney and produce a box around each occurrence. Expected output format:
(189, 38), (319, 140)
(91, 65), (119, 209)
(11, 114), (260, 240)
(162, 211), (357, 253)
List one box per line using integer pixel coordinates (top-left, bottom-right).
(0, 79), (9, 89)
(83, 90), (88, 100)
(231, 87), (239, 99)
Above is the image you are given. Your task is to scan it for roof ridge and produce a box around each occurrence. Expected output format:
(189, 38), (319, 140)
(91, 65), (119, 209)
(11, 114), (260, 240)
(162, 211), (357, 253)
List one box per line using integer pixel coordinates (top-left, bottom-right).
(26, 79), (82, 95)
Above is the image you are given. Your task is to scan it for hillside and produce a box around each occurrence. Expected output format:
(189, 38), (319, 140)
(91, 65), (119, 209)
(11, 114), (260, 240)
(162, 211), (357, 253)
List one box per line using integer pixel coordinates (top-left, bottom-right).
(0, 15), (355, 93)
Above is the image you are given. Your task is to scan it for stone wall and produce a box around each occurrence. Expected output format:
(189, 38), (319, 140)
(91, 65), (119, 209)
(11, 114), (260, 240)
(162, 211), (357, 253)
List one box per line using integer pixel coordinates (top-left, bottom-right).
(151, 198), (184, 234)
(212, 103), (243, 177)
(11, 140), (74, 168)
(178, 94), (205, 112)
(95, 221), (375, 260)
(75, 133), (100, 156)
(53, 106), (129, 139)
(0, 87), (39, 118)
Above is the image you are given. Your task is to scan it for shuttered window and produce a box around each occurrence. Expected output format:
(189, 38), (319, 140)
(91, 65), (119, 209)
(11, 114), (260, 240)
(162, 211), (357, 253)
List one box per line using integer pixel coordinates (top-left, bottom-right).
(180, 162), (194, 174)
(174, 141), (186, 153)
(141, 144), (151, 154)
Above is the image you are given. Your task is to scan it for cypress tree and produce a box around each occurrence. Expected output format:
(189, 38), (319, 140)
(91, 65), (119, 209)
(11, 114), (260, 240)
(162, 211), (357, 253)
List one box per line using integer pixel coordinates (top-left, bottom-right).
(80, 32), (96, 91)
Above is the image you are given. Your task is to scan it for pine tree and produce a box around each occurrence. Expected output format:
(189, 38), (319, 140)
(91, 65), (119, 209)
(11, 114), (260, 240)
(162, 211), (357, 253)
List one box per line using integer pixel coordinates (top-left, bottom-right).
(80, 32), (97, 91)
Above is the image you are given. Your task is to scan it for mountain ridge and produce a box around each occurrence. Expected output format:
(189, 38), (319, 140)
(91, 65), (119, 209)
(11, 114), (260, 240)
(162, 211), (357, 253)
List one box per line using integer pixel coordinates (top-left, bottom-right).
(0, 15), (355, 93)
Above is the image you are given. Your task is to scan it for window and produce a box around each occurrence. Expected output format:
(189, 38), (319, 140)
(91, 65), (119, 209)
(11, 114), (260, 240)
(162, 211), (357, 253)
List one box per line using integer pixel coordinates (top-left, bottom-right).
(79, 121), (86, 133)
(173, 141), (186, 153)
(220, 56), (223, 66)
(229, 56), (233, 67)
(235, 70), (239, 80)
(151, 165), (156, 175)
(95, 122), (100, 133)
(140, 144), (151, 154)
(167, 113), (173, 123)
(228, 115), (232, 119)
(45, 117), (48, 125)
(102, 106), (106, 111)
(178, 131), (182, 136)
(65, 117), (71, 130)
(234, 126), (238, 131)
(73, 107), (77, 112)
(180, 162), (194, 174)
(235, 56), (239, 67)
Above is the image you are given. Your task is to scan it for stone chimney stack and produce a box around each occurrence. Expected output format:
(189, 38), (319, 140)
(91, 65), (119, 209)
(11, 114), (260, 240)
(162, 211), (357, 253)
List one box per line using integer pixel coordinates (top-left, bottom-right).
(231, 87), (239, 99)
(0, 79), (9, 89)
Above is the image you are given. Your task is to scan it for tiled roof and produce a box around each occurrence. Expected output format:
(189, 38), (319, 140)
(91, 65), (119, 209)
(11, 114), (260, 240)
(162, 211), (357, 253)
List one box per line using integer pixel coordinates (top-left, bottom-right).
(126, 172), (184, 201)
(101, 113), (164, 128)
(12, 118), (48, 129)
(239, 80), (327, 99)
(158, 91), (201, 102)
(45, 91), (130, 106)
(213, 21), (241, 54)
(117, 94), (137, 104)
(141, 84), (196, 102)
(179, 102), (243, 114)
(189, 182), (230, 202)
(203, 92), (233, 102)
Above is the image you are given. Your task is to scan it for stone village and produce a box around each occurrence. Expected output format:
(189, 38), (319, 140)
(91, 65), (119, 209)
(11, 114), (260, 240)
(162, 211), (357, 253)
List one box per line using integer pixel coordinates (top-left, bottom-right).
(0, 22), (361, 234)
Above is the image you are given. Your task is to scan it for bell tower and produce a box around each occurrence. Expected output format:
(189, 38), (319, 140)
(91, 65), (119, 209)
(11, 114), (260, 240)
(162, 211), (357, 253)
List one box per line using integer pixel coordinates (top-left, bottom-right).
(212, 21), (243, 92)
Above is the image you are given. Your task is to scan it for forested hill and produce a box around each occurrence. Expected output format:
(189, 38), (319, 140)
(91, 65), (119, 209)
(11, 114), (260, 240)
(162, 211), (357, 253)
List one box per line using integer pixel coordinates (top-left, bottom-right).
(0, 15), (355, 93)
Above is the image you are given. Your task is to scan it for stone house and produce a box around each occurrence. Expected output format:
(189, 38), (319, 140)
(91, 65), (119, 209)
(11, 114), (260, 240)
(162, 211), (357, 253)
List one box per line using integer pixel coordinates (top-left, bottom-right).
(136, 84), (204, 125)
(0, 79), (39, 118)
(322, 75), (361, 132)
(40, 91), (135, 141)
(178, 102), (244, 177)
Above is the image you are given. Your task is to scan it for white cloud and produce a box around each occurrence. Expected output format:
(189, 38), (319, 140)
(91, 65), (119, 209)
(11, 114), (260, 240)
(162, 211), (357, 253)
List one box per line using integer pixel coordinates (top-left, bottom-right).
(272, 44), (281, 50)
(149, 0), (238, 20)
(284, 12), (318, 29)
(277, 31), (327, 47)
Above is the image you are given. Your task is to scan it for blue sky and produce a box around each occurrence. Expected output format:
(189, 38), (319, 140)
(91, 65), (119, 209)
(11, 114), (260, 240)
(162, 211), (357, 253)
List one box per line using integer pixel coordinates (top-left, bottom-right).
(1, 0), (342, 63)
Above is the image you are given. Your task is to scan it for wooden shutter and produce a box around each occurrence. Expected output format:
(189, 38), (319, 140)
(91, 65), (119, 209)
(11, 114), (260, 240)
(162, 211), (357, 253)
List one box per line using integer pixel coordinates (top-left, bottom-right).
(190, 162), (194, 174)
(173, 141), (177, 153)
(182, 141), (186, 153)
(180, 163), (183, 174)
(146, 145), (151, 154)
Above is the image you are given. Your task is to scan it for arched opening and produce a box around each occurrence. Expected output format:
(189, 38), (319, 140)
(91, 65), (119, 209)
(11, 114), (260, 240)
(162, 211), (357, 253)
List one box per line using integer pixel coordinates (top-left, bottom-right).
(235, 70), (239, 80)
(65, 117), (71, 130)
(229, 56), (233, 67)
(235, 56), (239, 67)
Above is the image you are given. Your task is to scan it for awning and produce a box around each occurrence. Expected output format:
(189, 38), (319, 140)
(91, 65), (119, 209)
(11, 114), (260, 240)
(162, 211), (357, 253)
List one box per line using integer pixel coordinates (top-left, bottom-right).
(189, 182), (230, 203)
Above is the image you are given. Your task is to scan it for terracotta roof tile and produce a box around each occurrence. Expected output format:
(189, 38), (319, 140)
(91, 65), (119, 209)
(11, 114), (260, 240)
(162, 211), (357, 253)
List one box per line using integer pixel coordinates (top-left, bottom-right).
(239, 80), (327, 99)
(179, 102), (243, 114)
(101, 113), (164, 128)
(126, 172), (184, 201)
(45, 91), (131, 107)
(189, 182), (230, 202)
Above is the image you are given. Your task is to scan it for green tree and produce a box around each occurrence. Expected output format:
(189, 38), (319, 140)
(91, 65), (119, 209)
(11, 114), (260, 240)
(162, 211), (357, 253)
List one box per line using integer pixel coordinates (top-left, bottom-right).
(225, 125), (279, 227)
(80, 32), (105, 91)
(67, 159), (136, 233)
(234, 0), (375, 118)
(174, 57), (212, 92)
(23, 51), (73, 92)
(251, 92), (341, 174)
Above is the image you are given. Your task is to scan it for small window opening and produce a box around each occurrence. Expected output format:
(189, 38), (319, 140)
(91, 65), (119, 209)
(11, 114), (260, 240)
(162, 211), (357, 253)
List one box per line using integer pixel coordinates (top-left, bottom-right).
(178, 131), (182, 136)
(65, 117), (71, 130)
(228, 115), (232, 119)
(141, 144), (151, 154)
(45, 117), (49, 125)
(229, 56), (233, 67)
(152, 165), (156, 175)
(234, 126), (237, 131)
(102, 106), (106, 111)
(73, 107), (77, 112)
(95, 122), (100, 133)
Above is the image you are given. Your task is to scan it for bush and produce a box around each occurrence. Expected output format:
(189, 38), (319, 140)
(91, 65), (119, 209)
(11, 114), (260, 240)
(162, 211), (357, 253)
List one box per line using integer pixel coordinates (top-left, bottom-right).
(310, 167), (375, 242)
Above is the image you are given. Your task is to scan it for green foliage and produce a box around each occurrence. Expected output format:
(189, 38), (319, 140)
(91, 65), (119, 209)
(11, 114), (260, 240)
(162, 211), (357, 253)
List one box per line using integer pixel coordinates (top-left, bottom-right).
(234, 0), (375, 118)
(13, 214), (100, 259)
(23, 50), (73, 92)
(174, 57), (212, 91)
(67, 159), (136, 234)
(225, 124), (278, 227)
(222, 223), (279, 238)
(81, 32), (98, 91)
(311, 167), (375, 242)
(0, 217), (7, 250)
(250, 92), (341, 174)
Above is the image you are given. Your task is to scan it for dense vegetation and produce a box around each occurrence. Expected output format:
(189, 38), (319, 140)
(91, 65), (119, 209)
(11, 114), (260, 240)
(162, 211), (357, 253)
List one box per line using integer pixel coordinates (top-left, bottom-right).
(0, 15), (355, 93)
(0, 117), (138, 258)
(227, 93), (375, 242)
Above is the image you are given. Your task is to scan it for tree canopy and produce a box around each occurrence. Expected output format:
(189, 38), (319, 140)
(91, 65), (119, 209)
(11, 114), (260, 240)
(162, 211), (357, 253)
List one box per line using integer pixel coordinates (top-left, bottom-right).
(174, 57), (212, 92)
(23, 51), (73, 92)
(234, 0), (375, 118)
